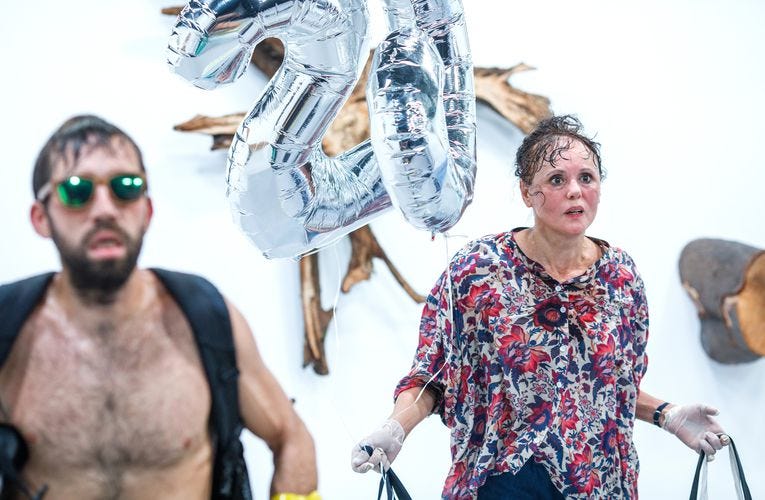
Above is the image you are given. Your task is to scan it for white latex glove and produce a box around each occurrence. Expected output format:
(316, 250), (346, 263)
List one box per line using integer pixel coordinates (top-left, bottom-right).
(351, 419), (405, 473)
(662, 404), (730, 461)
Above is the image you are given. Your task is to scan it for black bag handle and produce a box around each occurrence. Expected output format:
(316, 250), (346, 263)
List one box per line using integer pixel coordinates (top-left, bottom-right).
(360, 444), (411, 500)
(376, 467), (412, 500)
(689, 436), (751, 500)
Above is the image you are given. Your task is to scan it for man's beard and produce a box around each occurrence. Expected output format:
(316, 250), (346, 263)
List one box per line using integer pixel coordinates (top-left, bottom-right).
(50, 220), (144, 304)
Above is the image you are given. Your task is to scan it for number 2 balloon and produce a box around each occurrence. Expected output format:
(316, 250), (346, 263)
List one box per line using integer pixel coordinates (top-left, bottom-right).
(167, 0), (476, 259)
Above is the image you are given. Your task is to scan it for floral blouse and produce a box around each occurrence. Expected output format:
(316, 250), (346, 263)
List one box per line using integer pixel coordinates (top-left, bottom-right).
(395, 230), (649, 499)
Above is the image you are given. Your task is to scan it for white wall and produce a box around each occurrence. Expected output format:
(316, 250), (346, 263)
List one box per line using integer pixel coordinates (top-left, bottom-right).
(1, 1), (763, 498)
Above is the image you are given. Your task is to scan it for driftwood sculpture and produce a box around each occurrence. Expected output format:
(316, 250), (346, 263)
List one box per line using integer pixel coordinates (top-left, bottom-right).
(679, 238), (765, 364)
(300, 253), (333, 375)
(163, 7), (551, 373)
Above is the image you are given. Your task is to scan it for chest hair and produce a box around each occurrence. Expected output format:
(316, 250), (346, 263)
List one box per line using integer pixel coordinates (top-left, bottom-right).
(0, 299), (212, 490)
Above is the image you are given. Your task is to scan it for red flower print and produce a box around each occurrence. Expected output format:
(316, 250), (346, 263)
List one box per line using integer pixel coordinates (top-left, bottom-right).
(572, 297), (598, 324)
(567, 448), (601, 495)
(528, 396), (552, 431)
(612, 264), (634, 288)
(532, 297), (567, 332)
(559, 390), (578, 434)
(444, 461), (467, 492)
(591, 336), (616, 386)
(601, 419), (618, 456)
(496, 325), (551, 373)
(460, 283), (503, 323)
(453, 255), (478, 282)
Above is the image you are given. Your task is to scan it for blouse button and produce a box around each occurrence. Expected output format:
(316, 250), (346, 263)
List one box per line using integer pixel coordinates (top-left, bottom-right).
(559, 306), (566, 313)
(555, 285), (562, 292)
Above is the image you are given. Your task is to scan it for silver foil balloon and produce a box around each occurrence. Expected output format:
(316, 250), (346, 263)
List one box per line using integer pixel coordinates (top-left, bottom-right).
(167, 0), (476, 259)
(368, 0), (476, 231)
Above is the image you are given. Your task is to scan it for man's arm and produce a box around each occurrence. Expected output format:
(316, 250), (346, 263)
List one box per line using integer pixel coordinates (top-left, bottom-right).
(227, 300), (318, 496)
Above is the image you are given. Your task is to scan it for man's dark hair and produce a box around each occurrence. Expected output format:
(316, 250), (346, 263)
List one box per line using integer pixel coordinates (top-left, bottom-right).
(32, 115), (145, 199)
(514, 114), (603, 185)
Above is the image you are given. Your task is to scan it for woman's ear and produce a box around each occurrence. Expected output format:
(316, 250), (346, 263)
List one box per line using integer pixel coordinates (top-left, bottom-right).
(519, 181), (533, 208)
(30, 201), (52, 238)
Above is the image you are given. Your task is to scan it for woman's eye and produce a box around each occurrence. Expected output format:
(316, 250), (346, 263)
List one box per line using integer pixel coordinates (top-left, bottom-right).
(580, 173), (593, 183)
(550, 175), (564, 186)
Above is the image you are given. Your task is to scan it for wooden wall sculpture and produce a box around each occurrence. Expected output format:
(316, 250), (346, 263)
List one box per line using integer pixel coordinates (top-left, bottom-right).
(679, 238), (765, 363)
(162, 7), (551, 373)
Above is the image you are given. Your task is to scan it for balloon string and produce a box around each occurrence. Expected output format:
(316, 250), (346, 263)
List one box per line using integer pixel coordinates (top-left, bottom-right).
(328, 233), (461, 437)
(329, 243), (361, 445)
(392, 231), (457, 421)
(443, 231), (455, 344)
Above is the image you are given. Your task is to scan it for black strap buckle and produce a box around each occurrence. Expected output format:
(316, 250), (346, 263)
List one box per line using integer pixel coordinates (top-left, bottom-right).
(0, 424), (47, 500)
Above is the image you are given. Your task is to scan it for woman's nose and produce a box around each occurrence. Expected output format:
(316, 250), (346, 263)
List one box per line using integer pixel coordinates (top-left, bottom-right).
(567, 180), (582, 198)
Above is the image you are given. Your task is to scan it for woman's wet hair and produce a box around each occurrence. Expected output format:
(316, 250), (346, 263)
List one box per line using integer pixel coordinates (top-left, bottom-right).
(514, 115), (603, 185)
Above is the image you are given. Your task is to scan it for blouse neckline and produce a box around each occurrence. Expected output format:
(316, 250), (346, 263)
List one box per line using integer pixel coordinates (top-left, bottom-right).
(506, 227), (611, 285)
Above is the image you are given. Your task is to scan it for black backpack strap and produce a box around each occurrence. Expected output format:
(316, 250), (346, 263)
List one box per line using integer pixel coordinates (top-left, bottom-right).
(151, 268), (251, 500)
(0, 273), (55, 500)
(0, 273), (55, 364)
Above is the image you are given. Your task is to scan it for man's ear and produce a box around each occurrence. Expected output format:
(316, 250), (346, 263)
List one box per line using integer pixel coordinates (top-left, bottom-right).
(30, 201), (52, 238)
(143, 196), (154, 231)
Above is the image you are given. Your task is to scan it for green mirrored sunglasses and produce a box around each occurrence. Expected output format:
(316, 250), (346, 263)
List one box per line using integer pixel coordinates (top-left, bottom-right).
(37, 173), (147, 208)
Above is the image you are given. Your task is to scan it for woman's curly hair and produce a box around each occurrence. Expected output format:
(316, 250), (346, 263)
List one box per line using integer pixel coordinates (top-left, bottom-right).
(514, 115), (603, 185)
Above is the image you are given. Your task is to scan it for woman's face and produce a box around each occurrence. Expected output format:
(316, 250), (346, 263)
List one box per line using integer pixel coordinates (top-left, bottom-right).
(520, 139), (601, 237)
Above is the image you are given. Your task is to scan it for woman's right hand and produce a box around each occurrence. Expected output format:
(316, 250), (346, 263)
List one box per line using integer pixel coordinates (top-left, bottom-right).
(350, 419), (405, 473)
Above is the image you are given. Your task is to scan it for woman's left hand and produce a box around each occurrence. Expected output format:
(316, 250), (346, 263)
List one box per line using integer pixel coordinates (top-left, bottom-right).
(662, 404), (730, 460)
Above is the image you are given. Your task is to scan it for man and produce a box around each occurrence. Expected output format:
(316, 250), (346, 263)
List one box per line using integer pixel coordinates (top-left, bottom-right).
(0, 115), (319, 499)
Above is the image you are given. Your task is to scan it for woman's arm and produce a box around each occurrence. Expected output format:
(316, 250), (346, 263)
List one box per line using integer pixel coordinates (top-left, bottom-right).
(636, 390), (672, 426)
(390, 385), (437, 435)
(350, 386), (437, 473)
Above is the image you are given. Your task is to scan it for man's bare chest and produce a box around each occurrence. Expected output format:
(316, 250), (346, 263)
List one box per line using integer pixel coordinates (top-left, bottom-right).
(0, 315), (212, 474)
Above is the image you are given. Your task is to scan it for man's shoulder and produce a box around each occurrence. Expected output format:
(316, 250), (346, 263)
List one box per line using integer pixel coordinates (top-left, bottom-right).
(148, 268), (229, 317)
(0, 272), (56, 312)
(0, 272), (57, 363)
(0, 272), (56, 290)
(149, 268), (234, 346)
(149, 268), (222, 296)
(148, 267), (212, 282)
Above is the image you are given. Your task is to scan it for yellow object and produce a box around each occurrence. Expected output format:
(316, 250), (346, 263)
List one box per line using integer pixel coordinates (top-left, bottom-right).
(271, 492), (321, 500)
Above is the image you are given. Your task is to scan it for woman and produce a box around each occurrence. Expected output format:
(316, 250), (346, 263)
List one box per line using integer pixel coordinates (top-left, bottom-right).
(351, 115), (728, 499)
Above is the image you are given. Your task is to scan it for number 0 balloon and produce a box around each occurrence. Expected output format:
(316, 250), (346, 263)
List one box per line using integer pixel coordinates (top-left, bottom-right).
(167, 0), (476, 259)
